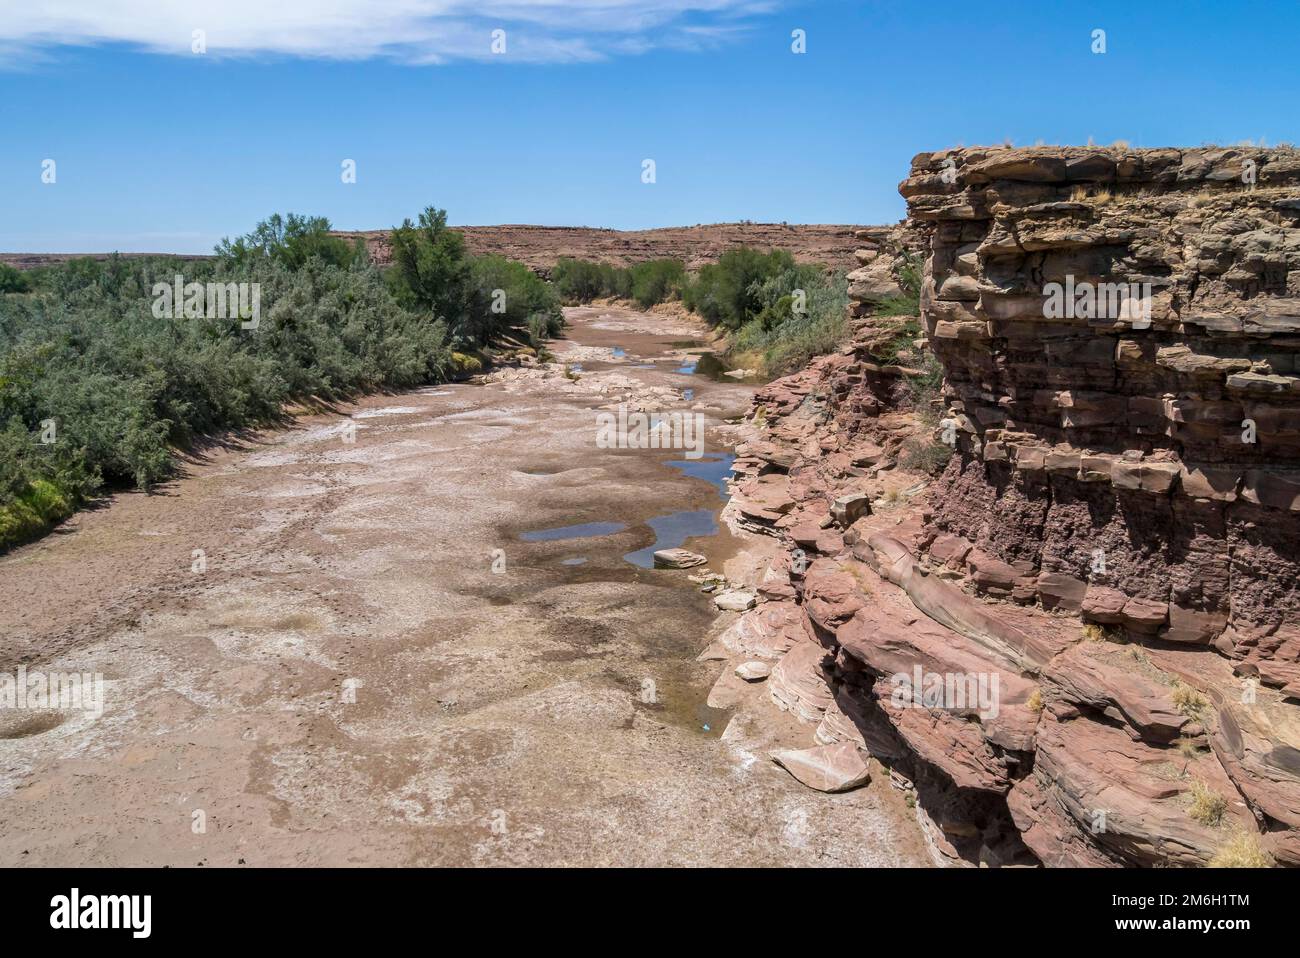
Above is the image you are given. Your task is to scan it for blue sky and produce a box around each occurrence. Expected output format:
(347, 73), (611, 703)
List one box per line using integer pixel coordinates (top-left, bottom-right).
(2, 0), (1298, 254)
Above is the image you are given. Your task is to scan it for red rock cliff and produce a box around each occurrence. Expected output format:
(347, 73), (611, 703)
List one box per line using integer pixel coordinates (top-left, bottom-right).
(725, 146), (1300, 868)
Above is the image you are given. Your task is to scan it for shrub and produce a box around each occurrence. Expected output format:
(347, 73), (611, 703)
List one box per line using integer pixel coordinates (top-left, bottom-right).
(1082, 622), (1122, 643)
(0, 478), (75, 551)
(385, 207), (477, 341)
(0, 224), (469, 551)
(550, 258), (629, 303)
(726, 263), (849, 376)
(0, 263), (32, 294)
(526, 314), (552, 347)
(899, 437), (953, 476)
(1171, 681), (1209, 720)
(676, 247), (874, 374)
(1187, 780), (1228, 827)
(1209, 829), (1273, 868)
(681, 247), (799, 330)
(468, 255), (562, 341)
(549, 257), (680, 308)
(901, 351), (944, 414)
(629, 259), (685, 307)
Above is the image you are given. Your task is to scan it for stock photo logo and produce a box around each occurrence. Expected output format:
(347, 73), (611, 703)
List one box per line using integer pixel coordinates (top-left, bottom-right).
(152, 275), (260, 329)
(595, 404), (706, 459)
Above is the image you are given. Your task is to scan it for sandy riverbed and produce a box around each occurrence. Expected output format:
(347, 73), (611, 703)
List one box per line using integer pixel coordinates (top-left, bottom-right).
(0, 305), (927, 867)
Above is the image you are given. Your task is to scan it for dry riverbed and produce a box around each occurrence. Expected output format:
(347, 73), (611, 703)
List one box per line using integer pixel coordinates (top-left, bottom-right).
(0, 304), (927, 867)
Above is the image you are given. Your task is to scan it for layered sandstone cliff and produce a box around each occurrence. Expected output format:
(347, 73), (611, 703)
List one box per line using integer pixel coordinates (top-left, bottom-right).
(725, 146), (1300, 867)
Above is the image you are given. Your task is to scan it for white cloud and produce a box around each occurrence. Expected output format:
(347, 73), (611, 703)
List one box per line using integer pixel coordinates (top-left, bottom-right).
(0, 1), (776, 65)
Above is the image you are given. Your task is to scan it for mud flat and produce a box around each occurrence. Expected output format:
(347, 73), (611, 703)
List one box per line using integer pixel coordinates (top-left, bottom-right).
(0, 305), (926, 867)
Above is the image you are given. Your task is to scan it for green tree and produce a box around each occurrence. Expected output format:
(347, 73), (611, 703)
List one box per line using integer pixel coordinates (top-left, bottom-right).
(0, 264), (31, 294)
(216, 213), (361, 271)
(682, 247), (798, 329)
(386, 207), (478, 342)
(629, 259), (685, 308)
(468, 255), (562, 342)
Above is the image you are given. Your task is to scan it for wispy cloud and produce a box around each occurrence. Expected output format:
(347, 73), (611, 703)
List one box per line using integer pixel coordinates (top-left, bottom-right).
(0, 1), (777, 66)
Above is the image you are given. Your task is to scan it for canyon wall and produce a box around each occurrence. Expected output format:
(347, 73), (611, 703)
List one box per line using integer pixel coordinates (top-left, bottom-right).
(903, 145), (1300, 675)
(726, 146), (1300, 867)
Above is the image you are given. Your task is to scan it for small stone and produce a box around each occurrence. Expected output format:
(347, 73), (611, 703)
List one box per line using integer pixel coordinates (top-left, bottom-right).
(653, 548), (707, 569)
(735, 661), (771, 682)
(889, 769), (915, 791)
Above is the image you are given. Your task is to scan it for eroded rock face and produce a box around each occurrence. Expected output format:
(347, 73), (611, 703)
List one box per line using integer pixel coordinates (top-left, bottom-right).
(722, 147), (1300, 867)
(901, 145), (1300, 672)
(897, 146), (1300, 865)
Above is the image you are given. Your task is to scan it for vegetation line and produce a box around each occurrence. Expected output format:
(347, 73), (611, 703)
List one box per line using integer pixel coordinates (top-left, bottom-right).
(0, 208), (561, 552)
(1, 215), (922, 553)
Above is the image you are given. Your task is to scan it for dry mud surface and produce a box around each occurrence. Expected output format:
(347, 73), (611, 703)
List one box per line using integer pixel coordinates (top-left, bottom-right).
(0, 305), (926, 867)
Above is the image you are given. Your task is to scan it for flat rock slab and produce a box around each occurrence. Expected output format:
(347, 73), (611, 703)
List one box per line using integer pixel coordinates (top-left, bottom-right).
(653, 548), (707, 569)
(735, 661), (771, 682)
(714, 590), (757, 612)
(770, 742), (871, 793)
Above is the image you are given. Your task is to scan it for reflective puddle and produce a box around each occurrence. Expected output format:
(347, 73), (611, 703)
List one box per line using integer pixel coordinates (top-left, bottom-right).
(622, 509), (718, 569)
(520, 521), (628, 542)
(620, 453), (736, 568)
(666, 452), (734, 500)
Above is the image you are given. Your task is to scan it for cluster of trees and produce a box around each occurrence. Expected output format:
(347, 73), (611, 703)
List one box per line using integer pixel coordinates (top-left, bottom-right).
(386, 208), (562, 346)
(552, 245), (921, 377)
(719, 248), (921, 374)
(549, 257), (685, 309)
(548, 247), (860, 373)
(0, 207), (563, 550)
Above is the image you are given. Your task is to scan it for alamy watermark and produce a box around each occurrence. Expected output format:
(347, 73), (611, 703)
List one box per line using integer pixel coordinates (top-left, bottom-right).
(0, 666), (105, 719)
(890, 666), (1000, 720)
(50, 888), (150, 938)
(152, 275), (260, 329)
(596, 403), (705, 459)
(1043, 275), (1151, 328)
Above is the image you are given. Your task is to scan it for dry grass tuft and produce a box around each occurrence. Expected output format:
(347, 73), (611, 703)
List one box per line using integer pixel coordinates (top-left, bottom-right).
(1082, 622), (1124, 643)
(1187, 780), (1228, 827)
(1208, 829), (1273, 868)
(1171, 680), (1209, 720)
